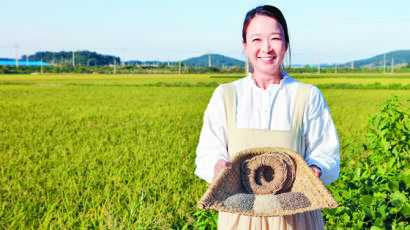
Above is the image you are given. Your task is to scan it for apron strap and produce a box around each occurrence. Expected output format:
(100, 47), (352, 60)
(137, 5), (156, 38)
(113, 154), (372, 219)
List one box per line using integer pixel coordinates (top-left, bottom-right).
(290, 83), (312, 154)
(222, 83), (236, 131)
(291, 83), (312, 131)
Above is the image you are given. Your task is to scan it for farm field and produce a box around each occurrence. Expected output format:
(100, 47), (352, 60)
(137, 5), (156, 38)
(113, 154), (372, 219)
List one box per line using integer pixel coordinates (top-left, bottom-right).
(1, 73), (410, 86)
(0, 73), (409, 228)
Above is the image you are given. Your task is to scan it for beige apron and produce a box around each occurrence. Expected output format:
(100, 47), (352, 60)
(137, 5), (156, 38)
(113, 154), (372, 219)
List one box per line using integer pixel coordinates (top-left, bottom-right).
(218, 83), (325, 230)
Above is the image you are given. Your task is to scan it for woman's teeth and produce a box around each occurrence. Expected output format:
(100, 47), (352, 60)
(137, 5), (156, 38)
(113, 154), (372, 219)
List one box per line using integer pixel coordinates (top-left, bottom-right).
(259, 57), (275, 60)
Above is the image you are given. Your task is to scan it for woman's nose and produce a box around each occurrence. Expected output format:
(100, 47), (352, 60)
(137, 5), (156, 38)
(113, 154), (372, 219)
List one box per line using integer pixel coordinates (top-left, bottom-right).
(261, 40), (271, 53)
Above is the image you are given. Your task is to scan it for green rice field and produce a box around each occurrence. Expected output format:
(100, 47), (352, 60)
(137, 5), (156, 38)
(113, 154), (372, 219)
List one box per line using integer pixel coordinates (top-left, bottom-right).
(0, 73), (409, 228)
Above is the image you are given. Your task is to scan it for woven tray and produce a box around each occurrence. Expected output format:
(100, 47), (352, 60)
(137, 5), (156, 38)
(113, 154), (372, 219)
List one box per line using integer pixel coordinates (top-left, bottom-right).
(197, 147), (338, 216)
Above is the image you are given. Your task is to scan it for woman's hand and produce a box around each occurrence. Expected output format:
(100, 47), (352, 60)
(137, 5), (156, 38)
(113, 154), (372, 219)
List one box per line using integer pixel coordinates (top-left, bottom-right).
(213, 160), (232, 182)
(310, 165), (322, 178)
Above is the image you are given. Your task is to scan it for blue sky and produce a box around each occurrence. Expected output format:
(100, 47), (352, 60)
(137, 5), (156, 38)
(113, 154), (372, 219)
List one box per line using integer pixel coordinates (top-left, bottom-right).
(1, 0), (409, 64)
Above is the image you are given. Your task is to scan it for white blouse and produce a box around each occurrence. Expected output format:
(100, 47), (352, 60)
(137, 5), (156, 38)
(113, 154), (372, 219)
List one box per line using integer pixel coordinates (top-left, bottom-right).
(195, 72), (340, 185)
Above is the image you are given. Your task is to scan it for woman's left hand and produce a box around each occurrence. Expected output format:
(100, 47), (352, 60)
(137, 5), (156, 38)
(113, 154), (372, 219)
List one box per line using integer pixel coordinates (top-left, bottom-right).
(310, 165), (322, 178)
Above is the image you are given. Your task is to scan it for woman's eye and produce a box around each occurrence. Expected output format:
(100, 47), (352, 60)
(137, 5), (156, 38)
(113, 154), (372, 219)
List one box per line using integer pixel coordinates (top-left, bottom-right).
(252, 38), (261, 42)
(271, 37), (280, 40)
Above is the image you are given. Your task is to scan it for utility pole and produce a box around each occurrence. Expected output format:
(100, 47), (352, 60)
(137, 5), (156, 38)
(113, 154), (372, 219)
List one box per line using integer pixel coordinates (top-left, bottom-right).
(26, 55), (28, 66)
(72, 50), (75, 67)
(391, 57), (394, 74)
(113, 58), (116, 74)
(41, 59), (43, 74)
(383, 53), (386, 73)
(14, 44), (19, 67)
(168, 52), (170, 67)
(208, 52), (211, 67)
(121, 48), (125, 66)
(179, 61), (181, 75)
(335, 63), (337, 73)
(351, 58), (354, 69)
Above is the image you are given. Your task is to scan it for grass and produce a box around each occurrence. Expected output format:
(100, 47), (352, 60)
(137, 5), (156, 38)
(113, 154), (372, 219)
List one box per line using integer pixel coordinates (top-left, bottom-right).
(1, 85), (210, 228)
(0, 73), (409, 228)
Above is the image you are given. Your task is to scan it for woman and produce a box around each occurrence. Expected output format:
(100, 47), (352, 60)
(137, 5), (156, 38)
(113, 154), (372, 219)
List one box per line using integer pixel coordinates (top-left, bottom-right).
(195, 5), (340, 229)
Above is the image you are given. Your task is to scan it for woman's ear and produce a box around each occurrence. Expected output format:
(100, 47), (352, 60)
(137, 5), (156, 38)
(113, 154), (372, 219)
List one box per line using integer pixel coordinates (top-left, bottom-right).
(242, 40), (248, 54)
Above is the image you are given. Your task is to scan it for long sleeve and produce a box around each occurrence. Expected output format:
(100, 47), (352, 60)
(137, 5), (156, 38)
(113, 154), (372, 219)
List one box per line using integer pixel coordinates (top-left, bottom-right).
(303, 86), (340, 185)
(194, 86), (230, 183)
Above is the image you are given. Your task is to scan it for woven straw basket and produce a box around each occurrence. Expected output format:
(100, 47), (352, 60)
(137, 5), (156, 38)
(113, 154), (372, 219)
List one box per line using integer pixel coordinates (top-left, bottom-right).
(197, 147), (338, 216)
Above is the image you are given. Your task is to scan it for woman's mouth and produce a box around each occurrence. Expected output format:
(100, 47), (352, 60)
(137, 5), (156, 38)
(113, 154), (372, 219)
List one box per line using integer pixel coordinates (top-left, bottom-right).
(258, 56), (276, 63)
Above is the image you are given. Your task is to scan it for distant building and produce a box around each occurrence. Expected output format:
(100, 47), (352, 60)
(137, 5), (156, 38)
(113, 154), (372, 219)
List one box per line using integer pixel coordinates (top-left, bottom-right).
(0, 59), (50, 66)
(290, 64), (305, 68)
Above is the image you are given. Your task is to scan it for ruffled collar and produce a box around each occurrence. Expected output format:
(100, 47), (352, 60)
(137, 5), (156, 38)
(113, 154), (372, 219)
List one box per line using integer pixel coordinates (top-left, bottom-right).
(247, 71), (289, 91)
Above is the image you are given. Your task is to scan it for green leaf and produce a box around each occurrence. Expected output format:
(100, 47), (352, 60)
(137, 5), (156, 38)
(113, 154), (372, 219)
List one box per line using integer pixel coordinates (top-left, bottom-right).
(370, 226), (383, 230)
(398, 173), (410, 189)
(342, 213), (350, 223)
(361, 195), (374, 206)
(326, 208), (336, 215)
(356, 220), (364, 228)
(374, 218), (384, 227)
(376, 205), (387, 217)
(388, 180), (400, 191)
(364, 207), (375, 219)
(391, 191), (407, 202)
(400, 205), (410, 218)
(373, 192), (387, 200)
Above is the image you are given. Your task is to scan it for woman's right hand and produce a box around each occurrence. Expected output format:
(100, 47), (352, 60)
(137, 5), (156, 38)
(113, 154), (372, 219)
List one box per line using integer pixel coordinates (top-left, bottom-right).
(213, 160), (232, 182)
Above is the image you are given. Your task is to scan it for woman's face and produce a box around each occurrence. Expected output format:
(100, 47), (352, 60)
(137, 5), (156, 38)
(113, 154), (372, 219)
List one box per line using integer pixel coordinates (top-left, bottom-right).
(243, 15), (287, 76)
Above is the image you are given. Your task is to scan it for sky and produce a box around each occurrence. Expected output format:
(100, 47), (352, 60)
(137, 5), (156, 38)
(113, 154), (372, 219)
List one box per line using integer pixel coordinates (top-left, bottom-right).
(1, 0), (410, 65)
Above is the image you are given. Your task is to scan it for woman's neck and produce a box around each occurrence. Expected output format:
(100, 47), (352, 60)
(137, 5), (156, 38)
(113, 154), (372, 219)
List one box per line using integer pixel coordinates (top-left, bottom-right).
(252, 71), (283, 89)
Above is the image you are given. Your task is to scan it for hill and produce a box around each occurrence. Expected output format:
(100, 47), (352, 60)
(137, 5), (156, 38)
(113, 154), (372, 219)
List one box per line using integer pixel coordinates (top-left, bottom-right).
(182, 54), (245, 67)
(22, 51), (121, 66)
(125, 54), (245, 67)
(325, 50), (410, 68)
(352, 50), (410, 68)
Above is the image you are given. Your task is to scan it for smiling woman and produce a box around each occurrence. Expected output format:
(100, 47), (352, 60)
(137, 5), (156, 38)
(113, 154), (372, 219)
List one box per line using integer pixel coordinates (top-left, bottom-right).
(242, 6), (290, 89)
(243, 14), (288, 88)
(195, 5), (340, 230)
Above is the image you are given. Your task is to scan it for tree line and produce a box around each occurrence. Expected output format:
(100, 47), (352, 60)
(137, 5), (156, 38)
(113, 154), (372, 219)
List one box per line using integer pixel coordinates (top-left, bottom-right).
(2, 64), (410, 75)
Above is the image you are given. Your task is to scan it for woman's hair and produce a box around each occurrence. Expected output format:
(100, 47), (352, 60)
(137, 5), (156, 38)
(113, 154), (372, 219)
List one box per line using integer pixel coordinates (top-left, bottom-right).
(242, 5), (291, 67)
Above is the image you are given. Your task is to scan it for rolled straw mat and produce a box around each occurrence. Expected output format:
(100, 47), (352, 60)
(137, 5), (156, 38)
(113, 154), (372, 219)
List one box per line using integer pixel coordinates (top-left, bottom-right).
(197, 147), (338, 216)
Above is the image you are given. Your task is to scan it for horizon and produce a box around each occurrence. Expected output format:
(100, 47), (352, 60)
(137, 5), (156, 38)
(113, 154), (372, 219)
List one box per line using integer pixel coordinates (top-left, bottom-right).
(2, 50), (409, 67)
(2, 0), (410, 65)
